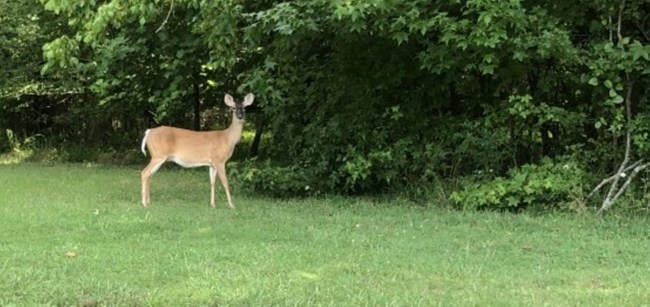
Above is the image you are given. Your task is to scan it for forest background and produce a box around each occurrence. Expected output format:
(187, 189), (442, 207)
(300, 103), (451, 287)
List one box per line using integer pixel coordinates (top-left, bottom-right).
(2, 0), (650, 212)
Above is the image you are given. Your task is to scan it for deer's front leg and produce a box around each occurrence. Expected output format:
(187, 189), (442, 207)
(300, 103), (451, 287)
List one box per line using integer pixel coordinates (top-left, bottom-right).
(209, 166), (217, 208)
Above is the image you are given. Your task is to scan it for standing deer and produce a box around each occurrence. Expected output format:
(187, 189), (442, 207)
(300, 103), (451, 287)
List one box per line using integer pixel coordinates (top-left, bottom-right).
(140, 93), (254, 208)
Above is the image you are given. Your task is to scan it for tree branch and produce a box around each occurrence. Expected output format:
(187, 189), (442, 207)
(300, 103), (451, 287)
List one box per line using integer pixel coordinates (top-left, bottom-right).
(588, 159), (642, 199)
(609, 15), (613, 43)
(617, 0), (626, 43)
(155, 0), (174, 33)
(609, 162), (650, 206)
(598, 78), (635, 213)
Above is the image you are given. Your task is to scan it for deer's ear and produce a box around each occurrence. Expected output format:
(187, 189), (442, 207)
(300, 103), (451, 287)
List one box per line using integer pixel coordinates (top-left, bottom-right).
(243, 93), (255, 107)
(224, 93), (236, 108)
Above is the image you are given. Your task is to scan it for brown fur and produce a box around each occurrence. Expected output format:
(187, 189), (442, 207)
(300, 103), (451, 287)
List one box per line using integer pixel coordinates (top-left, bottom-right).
(140, 93), (253, 208)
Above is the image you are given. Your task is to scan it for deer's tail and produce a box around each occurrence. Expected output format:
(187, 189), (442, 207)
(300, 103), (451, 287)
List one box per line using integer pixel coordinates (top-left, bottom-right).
(141, 129), (150, 156)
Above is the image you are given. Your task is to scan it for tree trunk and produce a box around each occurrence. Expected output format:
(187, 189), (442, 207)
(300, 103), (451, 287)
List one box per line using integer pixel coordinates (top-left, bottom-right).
(192, 71), (201, 130)
(250, 116), (264, 157)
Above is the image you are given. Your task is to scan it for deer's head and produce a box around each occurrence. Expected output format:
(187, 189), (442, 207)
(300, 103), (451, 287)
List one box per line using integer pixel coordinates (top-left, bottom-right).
(224, 93), (254, 120)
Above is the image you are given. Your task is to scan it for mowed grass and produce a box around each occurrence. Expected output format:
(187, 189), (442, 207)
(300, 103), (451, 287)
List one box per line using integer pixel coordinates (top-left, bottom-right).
(0, 164), (649, 306)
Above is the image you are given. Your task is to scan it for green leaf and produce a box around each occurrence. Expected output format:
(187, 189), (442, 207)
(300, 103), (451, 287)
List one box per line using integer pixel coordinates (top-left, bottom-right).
(479, 63), (495, 75)
(612, 95), (624, 104)
(588, 77), (598, 86)
(392, 31), (408, 45)
(505, 196), (519, 207)
(630, 41), (650, 62)
(483, 15), (492, 25)
(604, 80), (613, 89)
(513, 51), (526, 61)
(609, 88), (617, 98)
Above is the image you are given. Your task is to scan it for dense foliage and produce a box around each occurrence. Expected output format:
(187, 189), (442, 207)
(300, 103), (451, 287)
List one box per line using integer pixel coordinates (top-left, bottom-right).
(1, 0), (649, 210)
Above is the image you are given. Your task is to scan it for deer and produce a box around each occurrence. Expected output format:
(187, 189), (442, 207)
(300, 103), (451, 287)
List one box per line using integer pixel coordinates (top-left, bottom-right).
(140, 93), (254, 208)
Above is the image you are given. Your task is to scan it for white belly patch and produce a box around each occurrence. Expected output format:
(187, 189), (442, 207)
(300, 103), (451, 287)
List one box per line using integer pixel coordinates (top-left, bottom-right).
(170, 157), (210, 168)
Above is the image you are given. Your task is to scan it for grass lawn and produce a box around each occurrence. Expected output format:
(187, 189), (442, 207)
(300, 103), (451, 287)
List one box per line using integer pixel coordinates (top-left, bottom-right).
(0, 163), (649, 306)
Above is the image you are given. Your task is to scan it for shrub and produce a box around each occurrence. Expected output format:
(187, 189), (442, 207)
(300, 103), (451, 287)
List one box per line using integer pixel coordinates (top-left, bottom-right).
(230, 159), (317, 197)
(450, 158), (586, 211)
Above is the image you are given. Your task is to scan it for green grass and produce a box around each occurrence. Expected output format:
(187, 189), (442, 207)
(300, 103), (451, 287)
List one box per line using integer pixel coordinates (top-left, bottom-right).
(1, 164), (649, 306)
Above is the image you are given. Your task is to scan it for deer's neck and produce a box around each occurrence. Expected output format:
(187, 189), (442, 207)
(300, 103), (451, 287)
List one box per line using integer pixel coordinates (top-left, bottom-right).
(225, 113), (245, 145)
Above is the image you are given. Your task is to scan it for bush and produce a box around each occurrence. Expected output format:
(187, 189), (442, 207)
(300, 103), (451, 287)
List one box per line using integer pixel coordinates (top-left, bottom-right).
(450, 158), (586, 211)
(230, 159), (317, 197)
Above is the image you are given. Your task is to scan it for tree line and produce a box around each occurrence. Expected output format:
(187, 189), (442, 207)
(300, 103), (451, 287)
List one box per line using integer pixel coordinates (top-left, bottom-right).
(1, 0), (649, 211)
